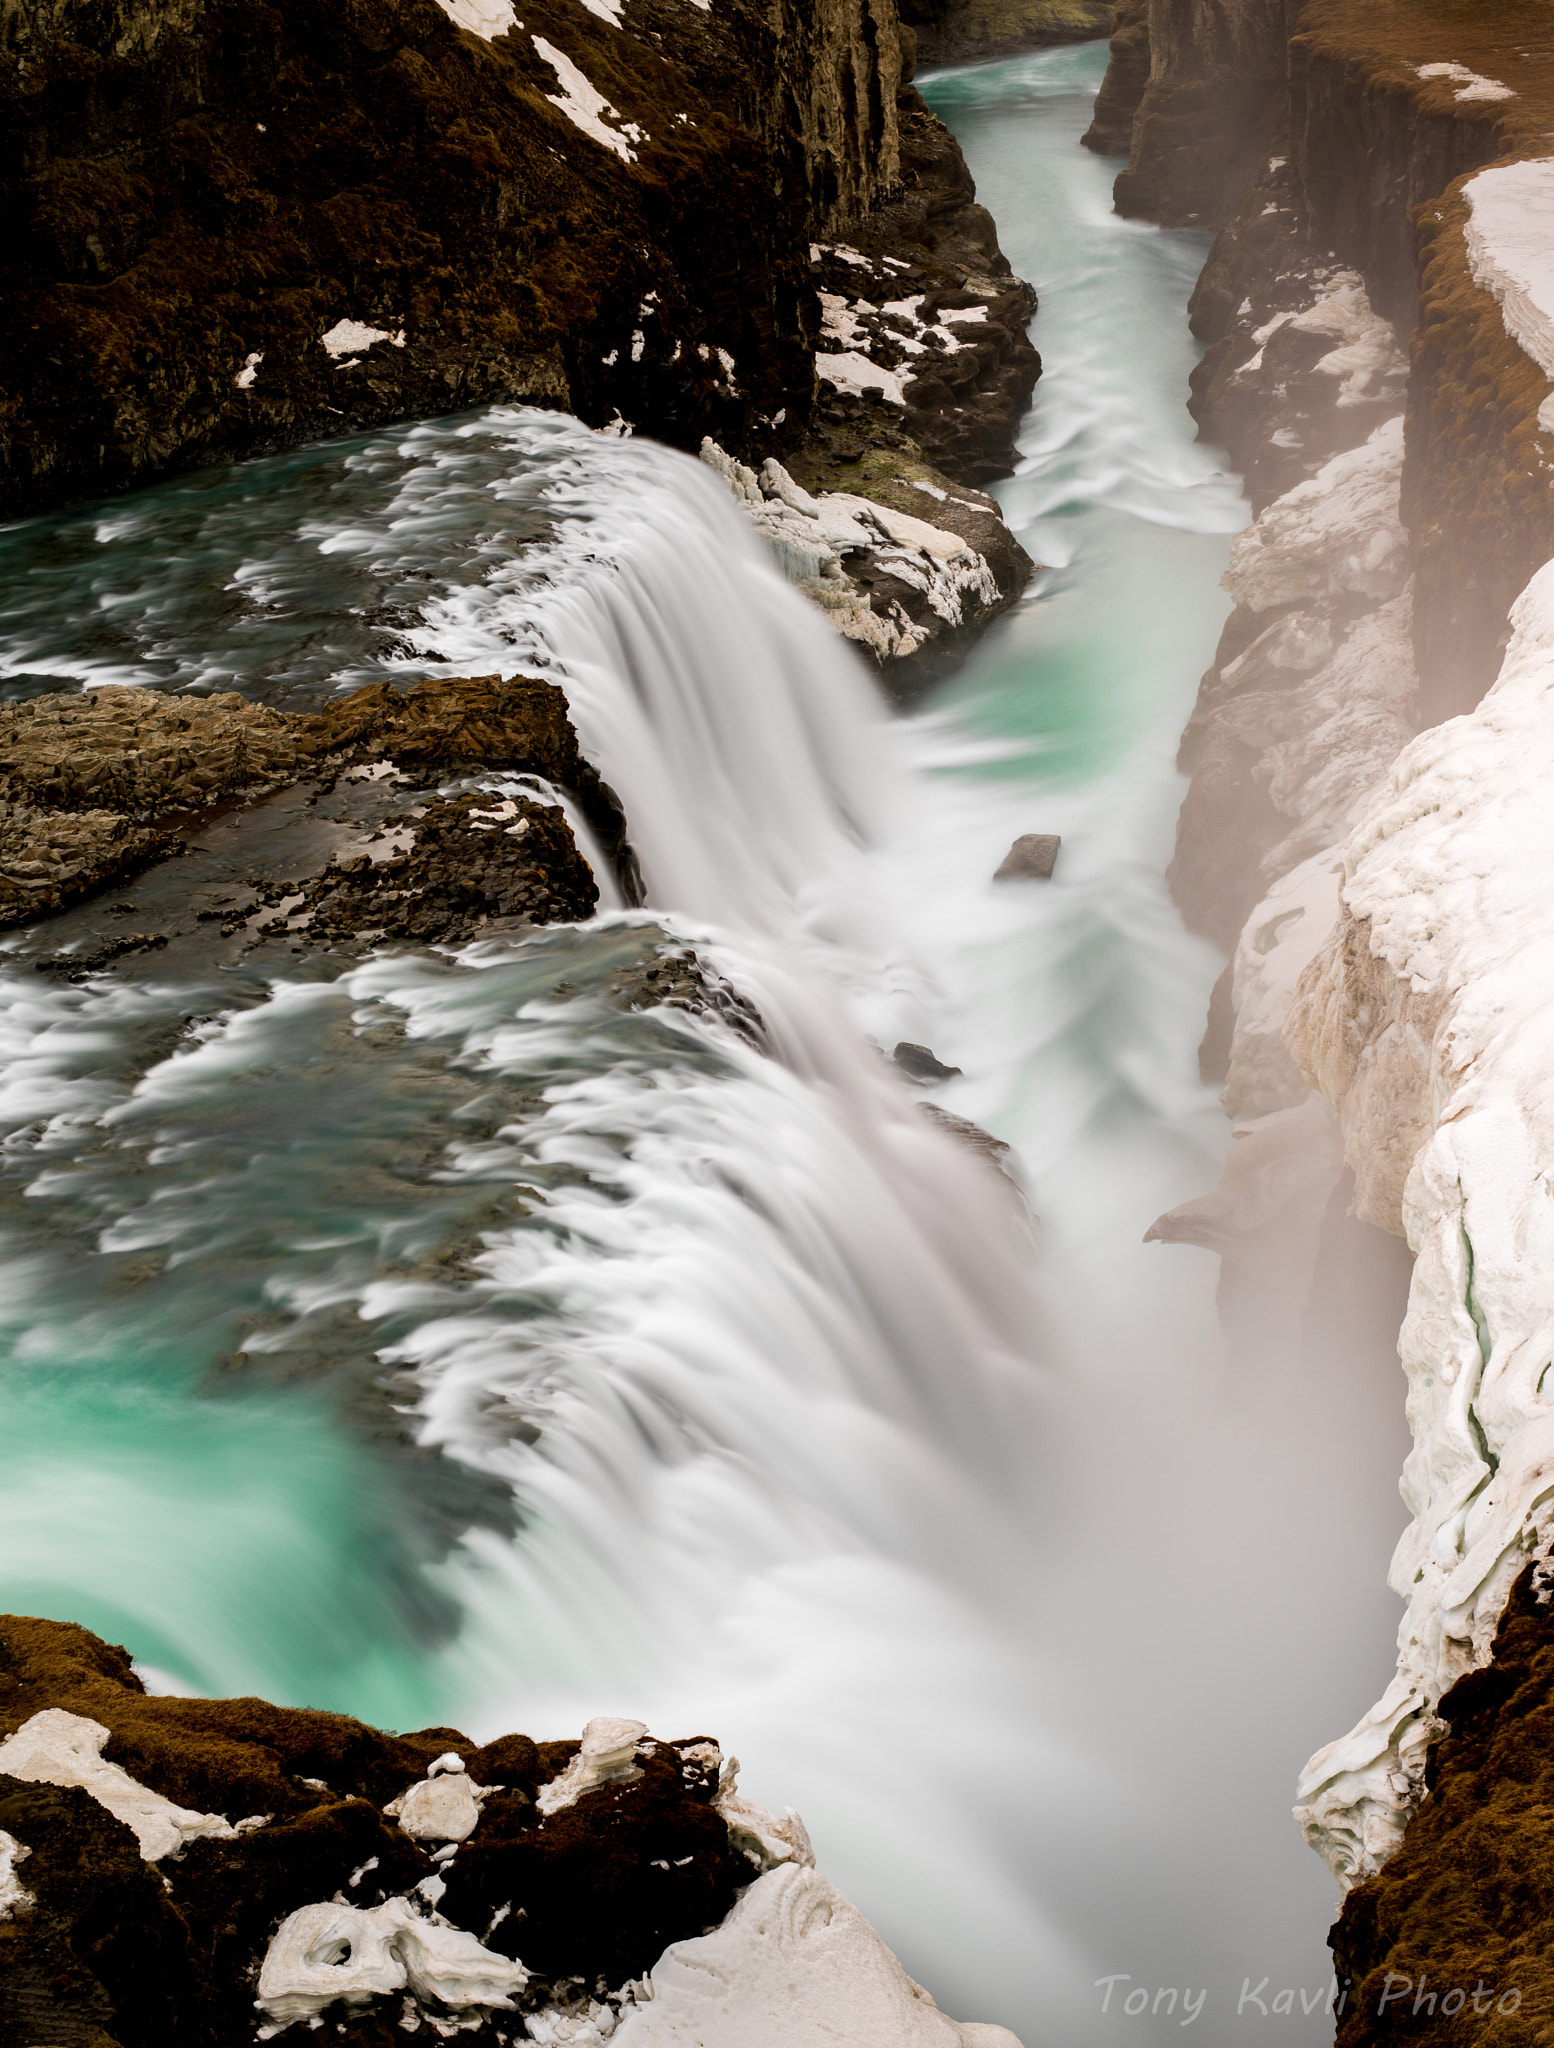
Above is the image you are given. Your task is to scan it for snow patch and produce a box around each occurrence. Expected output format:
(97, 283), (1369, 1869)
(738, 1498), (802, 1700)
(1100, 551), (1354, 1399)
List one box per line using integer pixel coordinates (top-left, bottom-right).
(0, 1708), (255, 1861)
(814, 350), (910, 407)
(0, 1829), (33, 1921)
(433, 0), (517, 34)
(235, 351), (263, 390)
(533, 38), (641, 161)
(320, 320), (406, 365)
(1417, 59), (1513, 103)
(1465, 160), (1554, 391)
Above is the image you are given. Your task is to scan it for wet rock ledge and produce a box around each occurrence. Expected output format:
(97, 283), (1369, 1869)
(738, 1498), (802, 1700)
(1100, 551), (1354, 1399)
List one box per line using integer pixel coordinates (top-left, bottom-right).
(0, 675), (634, 975)
(0, 1612), (1022, 2046)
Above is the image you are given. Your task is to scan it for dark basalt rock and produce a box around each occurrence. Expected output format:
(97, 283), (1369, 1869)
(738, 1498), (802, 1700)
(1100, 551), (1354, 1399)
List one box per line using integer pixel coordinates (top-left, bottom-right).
(0, 1613), (754, 2047)
(0, 0), (905, 516)
(893, 1040), (962, 1082)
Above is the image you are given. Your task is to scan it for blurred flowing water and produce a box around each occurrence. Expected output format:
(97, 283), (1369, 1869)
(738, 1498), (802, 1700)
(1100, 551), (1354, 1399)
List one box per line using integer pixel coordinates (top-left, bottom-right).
(0, 40), (1415, 2046)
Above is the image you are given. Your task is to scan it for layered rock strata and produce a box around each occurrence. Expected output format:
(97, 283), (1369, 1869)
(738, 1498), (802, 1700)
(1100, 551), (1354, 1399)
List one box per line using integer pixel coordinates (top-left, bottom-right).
(899, 0), (1111, 70)
(0, 674), (633, 952)
(0, 1613), (1022, 2046)
(1101, 0), (1554, 719)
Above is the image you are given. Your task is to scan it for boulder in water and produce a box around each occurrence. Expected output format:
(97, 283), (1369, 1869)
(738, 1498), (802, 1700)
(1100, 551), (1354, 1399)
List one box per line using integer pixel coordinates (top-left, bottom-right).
(893, 1041), (963, 1083)
(993, 833), (1060, 881)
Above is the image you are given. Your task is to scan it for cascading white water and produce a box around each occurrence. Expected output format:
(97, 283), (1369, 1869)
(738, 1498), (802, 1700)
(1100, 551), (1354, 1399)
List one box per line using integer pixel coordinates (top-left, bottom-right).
(0, 41), (1422, 2048)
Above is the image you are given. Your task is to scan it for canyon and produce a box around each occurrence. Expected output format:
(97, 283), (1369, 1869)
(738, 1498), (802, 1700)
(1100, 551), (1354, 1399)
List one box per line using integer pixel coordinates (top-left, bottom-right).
(1098, 0), (1554, 2035)
(6, 0), (1554, 2039)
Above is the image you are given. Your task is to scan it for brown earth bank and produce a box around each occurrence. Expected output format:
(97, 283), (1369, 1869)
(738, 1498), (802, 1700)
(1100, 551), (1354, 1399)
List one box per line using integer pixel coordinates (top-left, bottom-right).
(899, 0), (1110, 69)
(1330, 1562), (1554, 2047)
(0, 1612), (758, 2048)
(1096, 0), (1554, 721)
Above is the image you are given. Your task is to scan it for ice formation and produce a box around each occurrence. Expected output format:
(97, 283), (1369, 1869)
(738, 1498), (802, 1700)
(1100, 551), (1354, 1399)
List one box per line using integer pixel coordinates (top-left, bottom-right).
(1224, 852), (1344, 1117)
(1223, 416), (1408, 612)
(608, 1863), (1023, 2047)
(536, 1716), (649, 1815)
(1236, 268), (1409, 409)
(256, 1896), (528, 2029)
(384, 1752), (490, 1842)
(0, 1828), (33, 1920)
(0, 1708), (250, 1861)
(1287, 556), (1554, 1884)
(700, 439), (999, 661)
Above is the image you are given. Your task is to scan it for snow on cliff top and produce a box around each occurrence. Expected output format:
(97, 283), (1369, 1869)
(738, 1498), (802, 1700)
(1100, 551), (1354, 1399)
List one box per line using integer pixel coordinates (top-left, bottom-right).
(1465, 158), (1554, 393)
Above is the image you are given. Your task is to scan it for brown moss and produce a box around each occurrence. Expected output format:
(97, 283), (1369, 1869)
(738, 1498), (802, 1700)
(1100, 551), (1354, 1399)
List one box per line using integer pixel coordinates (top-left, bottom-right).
(0, 1613), (754, 2045)
(1332, 1561), (1554, 2045)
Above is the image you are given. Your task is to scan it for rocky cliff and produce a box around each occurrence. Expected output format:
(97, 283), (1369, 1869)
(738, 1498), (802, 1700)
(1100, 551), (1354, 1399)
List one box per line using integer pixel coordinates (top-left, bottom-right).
(898, 0), (1109, 69)
(0, 0), (1041, 683)
(0, 1612), (1021, 2047)
(1103, 0), (1554, 1941)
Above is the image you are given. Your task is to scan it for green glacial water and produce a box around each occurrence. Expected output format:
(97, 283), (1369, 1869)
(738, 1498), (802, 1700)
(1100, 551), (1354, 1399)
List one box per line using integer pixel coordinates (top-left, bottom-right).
(0, 41), (1414, 2045)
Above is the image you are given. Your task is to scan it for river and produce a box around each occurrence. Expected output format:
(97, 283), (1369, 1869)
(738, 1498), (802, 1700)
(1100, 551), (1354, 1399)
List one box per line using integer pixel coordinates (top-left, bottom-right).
(0, 40), (1412, 2048)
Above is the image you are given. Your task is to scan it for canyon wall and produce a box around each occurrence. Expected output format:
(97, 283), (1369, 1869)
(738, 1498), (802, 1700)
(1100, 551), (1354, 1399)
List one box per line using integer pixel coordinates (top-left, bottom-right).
(0, 0), (1026, 514)
(1103, 0), (1554, 1974)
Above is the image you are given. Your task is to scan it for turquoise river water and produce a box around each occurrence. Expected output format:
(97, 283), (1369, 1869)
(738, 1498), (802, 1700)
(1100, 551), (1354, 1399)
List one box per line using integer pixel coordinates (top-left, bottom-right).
(0, 41), (1414, 2047)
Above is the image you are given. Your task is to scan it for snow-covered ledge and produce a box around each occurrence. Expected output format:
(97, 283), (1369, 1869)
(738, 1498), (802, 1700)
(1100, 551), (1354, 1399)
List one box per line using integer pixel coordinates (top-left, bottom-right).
(1287, 556), (1554, 1886)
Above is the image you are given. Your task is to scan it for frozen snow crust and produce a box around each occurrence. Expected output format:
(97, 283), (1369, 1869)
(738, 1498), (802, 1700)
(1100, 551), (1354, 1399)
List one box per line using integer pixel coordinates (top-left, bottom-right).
(1286, 557), (1554, 1886)
(0, 1614), (1023, 2045)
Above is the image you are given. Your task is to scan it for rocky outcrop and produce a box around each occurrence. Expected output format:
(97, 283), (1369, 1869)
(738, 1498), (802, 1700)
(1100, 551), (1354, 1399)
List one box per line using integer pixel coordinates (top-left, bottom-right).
(899, 0), (1110, 70)
(0, 674), (633, 947)
(1100, 0), (1554, 720)
(1107, 0), (1290, 228)
(698, 60), (1042, 687)
(0, 1612), (1022, 2047)
(0, 0), (913, 514)
(1115, 0), (1554, 1913)
(1080, 0), (1147, 155)
(1328, 1561), (1554, 2046)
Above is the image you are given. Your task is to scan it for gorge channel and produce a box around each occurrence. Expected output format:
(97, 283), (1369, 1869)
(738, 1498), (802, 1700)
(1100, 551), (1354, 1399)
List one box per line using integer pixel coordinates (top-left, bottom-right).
(0, 44), (1411, 2046)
